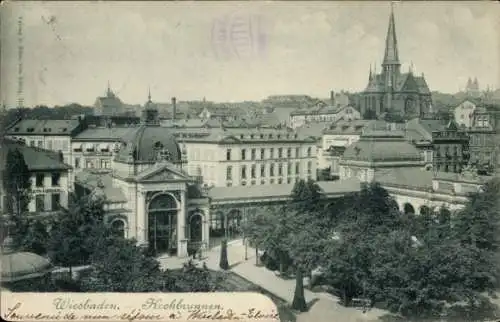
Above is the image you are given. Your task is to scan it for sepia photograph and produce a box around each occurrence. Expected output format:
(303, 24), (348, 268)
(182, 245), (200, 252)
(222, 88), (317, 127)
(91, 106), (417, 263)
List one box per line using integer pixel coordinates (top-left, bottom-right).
(0, 1), (499, 321)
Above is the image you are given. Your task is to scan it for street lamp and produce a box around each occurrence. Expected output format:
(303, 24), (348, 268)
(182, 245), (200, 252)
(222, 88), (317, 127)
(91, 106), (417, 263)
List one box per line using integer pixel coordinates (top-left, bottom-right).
(244, 236), (248, 260)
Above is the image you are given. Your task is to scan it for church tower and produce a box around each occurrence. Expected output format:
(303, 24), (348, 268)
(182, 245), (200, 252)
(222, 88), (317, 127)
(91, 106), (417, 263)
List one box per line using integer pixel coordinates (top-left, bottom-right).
(382, 3), (401, 110)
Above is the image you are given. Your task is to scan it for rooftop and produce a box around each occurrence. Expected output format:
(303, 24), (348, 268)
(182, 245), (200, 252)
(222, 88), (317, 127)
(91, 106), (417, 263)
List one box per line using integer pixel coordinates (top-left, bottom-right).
(209, 177), (361, 201)
(6, 119), (82, 135)
(75, 171), (127, 203)
(0, 139), (72, 172)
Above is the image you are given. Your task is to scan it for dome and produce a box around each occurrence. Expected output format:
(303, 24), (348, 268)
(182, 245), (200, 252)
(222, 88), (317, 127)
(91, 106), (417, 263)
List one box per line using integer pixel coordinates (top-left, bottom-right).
(1, 237), (53, 282)
(114, 125), (181, 164)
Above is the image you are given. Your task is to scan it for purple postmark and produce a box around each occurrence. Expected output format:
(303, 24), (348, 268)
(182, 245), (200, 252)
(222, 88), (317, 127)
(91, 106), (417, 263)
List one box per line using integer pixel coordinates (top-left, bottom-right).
(211, 12), (268, 61)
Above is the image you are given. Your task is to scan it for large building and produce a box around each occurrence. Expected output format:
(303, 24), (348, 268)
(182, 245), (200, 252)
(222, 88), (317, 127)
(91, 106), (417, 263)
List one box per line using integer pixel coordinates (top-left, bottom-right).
(0, 139), (72, 217)
(359, 6), (432, 119)
(180, 128), (318, 187)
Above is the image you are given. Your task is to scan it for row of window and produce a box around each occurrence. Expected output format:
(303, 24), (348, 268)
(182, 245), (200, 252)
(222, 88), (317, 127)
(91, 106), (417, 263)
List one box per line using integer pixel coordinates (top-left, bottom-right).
(24, 139), (69, 152)
(35, 173), (61, 187)
(226, 162), (313, 180)
(74, 158), (111, 169)
(227, 175), (313, 187)
(227, 147), (313, 161)
(2, 193), (61, 212)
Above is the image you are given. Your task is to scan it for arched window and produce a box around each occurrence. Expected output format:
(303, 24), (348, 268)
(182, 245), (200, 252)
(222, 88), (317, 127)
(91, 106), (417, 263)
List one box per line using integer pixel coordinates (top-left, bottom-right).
(111, 219), (126, 238)
(403, 203), (415, 215)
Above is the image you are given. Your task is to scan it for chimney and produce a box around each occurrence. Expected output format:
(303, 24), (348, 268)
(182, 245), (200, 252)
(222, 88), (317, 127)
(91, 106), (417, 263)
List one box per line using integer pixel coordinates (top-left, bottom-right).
(172, 97), (177, 121)
(330, 91), (334, 106)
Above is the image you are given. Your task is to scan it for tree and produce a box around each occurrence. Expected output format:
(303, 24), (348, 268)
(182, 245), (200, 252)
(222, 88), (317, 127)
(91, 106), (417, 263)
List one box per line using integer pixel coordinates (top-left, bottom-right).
(290, 179), (322, 214)
(170, 260), (227, 292)
(81, 236), (165, 292)
(219, 239), (229, 270)
(3, 148), (32, 249)
(286, 215), (329, 311)
(48, 193), (107, 275)
(21, 219), (49, 255)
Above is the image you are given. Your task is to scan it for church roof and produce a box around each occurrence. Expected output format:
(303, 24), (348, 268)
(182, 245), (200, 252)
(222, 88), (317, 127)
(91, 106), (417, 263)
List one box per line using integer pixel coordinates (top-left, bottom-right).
(364, 72), (430, 94)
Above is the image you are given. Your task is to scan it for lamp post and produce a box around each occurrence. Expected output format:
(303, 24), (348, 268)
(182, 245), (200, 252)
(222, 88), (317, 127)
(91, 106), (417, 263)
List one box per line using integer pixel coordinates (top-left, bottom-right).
(244, 236), (248, 260)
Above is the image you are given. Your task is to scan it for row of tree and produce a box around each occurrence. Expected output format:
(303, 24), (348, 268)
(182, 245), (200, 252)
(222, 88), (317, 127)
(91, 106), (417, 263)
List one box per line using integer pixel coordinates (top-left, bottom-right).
(242, 178), (500, 319)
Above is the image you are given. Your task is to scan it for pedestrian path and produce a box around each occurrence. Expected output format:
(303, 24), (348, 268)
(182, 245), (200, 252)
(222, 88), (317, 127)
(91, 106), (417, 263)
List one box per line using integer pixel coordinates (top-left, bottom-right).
(157, 239), (388, 321)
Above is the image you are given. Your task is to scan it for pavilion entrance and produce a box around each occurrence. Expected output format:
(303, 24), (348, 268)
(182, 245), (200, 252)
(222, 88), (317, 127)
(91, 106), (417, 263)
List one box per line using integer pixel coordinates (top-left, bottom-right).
(148, 193), (178, 256)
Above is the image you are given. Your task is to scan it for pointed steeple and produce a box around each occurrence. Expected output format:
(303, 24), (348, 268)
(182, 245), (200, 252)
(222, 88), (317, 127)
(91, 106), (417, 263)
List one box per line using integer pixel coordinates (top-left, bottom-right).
(382, 2), (400, 66)
(148, 87), (152, 103)
(106, 81), (112, 97)
(369, 64), (373, 81)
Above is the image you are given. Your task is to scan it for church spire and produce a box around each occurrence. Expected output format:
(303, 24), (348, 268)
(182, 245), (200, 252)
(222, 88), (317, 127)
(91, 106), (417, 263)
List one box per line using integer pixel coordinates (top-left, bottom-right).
(369, 64), (373, 81)
(382, 2), (400, 67)
(148, 87), (152, 103)
(106, 81), (112, 97)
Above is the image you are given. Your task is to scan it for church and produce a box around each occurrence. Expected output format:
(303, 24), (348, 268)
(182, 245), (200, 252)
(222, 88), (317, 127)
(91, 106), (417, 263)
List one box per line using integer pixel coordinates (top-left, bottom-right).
(359, 5), (432, 119)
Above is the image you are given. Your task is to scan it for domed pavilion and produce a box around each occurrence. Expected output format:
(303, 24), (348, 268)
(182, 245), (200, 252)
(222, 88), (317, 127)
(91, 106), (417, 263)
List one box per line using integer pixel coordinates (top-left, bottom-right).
(340, 129), (425, 182)
(1, 236), (53, 288)
(76, 91), (209, 258)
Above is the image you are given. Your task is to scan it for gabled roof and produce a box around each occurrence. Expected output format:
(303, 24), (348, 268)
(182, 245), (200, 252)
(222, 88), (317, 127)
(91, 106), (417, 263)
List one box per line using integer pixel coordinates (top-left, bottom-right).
(6, 119), (82, 136)
(75, 171), (127, 203)
(0, 139), (72, 172)
(132, 162), (192, 182)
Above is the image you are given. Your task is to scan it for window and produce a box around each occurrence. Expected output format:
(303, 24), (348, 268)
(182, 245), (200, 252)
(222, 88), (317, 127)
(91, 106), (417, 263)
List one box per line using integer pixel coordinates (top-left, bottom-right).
(278, 148), (283, 158)
(241, 149), (246, 160)
(296, 147), (300, 158)
(270, 164), (275, 176)
(111, 219), (126, 238)
(30, 140), (35, 147)
(47, 140), (53, 150)
(270, 148), (274, 159)
(226, 182), (232, 187)
(251, 149), (256, 160)
(226, 166), (232, 181)
(270, 178), (275, 184)
(241, 181), (247, 186)
(36, 174), (44, 187)
(35, 195), (45, 212)
(295, 162), (300, 174)
(241, 165), (247, 179)
(307, 147), (312, 157)
(226, 149), (232, 161)
(51, 173), (61, 186)
(251, 180), (256, 185)
(287, 162), (292, 175)
(307, 161), (312, 174)
(278, 163), (283, 176)
(287, 177), (292, 184)
(260, 164), (265, 177)
(37, 141), (43, 148)
(278, 178), (283, 184)
(75, 157), (80, 169)
(260, 179), (266, 185)
(86, 160), (94, 168)
(251, 165), (256, 178)
(62, 140), (69, 151)
(287, 148), (292, 158)
(51, 193), (60, 211)
(260, 148), (265, 159)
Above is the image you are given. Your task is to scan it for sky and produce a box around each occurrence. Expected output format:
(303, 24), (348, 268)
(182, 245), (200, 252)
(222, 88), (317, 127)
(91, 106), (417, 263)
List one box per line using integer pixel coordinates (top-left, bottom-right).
(1, 1), (499, 107)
